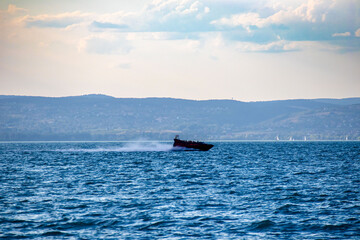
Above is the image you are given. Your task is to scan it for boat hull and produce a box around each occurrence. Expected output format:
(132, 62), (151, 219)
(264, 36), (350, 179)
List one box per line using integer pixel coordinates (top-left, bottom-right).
(173, 139), (213, 151)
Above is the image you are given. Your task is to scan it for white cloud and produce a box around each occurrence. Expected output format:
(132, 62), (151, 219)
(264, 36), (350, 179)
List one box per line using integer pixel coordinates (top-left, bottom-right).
(211, 0), (356, 29)
(118, 63), (131, 69)
(22, 11), (93, 28)
(6, 4), (27, 15)
(210, 0), (359, 51)
(211, 12), (266, 29)
(0, 4), (27, 28)
(78, 33), (132, 54)
(332, 32), (351, 37)
(356, 28), (360, 37)
(2, 0), (360, 54)
(235, 40), (300, 53)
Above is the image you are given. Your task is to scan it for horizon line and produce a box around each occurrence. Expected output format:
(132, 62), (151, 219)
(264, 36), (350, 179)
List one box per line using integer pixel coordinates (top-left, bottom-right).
(1, 93), (360, 103)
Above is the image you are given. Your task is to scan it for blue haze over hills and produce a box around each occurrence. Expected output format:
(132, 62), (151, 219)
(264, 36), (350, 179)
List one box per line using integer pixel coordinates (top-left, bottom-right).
(0, 95), (359, 141)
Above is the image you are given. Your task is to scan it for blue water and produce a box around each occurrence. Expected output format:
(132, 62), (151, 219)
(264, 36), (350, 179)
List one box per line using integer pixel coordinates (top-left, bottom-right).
(0, 141), (359, 239)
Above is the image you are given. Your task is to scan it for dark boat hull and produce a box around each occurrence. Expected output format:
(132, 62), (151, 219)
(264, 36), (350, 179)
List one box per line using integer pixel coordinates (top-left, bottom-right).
(173, 139), (213, 151)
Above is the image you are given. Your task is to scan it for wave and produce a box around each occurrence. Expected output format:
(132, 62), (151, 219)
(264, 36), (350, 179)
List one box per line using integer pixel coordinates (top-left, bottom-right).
(114, 141), (173, 152)
(57, 142), (174, 152)
(248, 220), (275, 230)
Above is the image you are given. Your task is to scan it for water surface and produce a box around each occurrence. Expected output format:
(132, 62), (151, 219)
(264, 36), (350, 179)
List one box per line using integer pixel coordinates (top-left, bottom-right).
(0, 141), (359, 239)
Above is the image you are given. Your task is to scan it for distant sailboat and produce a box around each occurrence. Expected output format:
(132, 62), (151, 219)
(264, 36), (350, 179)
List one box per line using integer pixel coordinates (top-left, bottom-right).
(304, 136), (307, 141)
(276, 136), (280, 141)
(289, 136), (294, 141)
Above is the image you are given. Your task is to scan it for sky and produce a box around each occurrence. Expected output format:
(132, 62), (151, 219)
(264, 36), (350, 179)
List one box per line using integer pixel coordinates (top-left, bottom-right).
(0, 0), (359, 101)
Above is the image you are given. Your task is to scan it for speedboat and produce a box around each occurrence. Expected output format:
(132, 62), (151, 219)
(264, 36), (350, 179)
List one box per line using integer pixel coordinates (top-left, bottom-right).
(173, 135), (213, 151)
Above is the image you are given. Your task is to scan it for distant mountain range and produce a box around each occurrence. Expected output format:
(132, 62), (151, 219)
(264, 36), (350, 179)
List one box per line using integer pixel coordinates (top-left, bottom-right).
(1, 94), (359, 141)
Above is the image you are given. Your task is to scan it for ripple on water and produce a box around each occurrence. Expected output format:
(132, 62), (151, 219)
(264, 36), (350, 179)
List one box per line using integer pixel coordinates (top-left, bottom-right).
(0, 141), (359, 239)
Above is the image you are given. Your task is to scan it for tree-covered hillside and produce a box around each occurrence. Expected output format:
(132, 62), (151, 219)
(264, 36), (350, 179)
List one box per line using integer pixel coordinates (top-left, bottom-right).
(1, 95), (359, 141)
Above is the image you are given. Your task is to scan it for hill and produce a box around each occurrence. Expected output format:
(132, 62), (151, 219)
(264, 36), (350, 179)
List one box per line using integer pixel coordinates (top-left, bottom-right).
(0, 95), (359, 141)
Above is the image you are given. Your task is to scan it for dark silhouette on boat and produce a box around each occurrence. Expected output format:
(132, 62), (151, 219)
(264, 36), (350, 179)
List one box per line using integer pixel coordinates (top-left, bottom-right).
(173, 135), (214, 151)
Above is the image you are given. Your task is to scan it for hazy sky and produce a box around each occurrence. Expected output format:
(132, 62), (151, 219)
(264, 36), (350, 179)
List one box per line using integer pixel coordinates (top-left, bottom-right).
(0, 0), (359, 101)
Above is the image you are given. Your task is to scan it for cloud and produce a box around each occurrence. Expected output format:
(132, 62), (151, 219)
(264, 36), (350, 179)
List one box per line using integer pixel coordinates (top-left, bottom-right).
(0, 4), (26, 26)
(210, 0), (360, 50)
(138, 0), (213, 32)
(211, 12), (265, 29)
(23, 11), (93, 28)
(332, 32), (351, 37)
(356, 28), (360, 37)
(117, 63), (132, 69)
(4, 0), (360, 53)
(78, 33), (132, 54)
(235, 40), (300, 53)
(6, 4), (27, 15)
(90, 21), (128, 30)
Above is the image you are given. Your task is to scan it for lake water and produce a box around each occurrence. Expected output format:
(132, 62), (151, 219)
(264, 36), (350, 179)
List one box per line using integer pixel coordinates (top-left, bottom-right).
(0, 141), (359, 239)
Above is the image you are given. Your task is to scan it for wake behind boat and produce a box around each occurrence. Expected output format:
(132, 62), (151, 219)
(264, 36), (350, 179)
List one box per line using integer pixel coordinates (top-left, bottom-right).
(173, 135), (213, 151)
